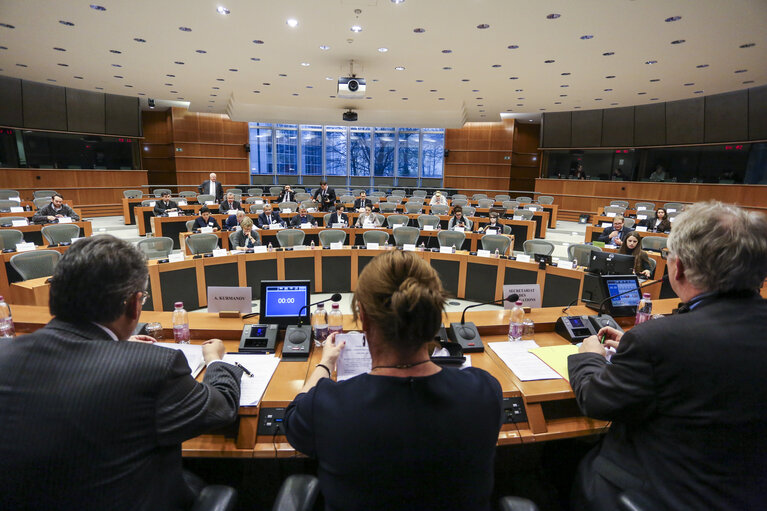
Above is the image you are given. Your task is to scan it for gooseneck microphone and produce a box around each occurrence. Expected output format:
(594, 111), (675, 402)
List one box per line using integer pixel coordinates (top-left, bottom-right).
(448, 293), (519, 352)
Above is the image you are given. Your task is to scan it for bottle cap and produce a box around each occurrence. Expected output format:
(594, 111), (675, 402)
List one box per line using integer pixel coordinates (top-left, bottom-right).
(331, 303), (340, 309)
(643, 293), (651, 298)
(516, 301), (522, 305)
(174, 301), (183, 308)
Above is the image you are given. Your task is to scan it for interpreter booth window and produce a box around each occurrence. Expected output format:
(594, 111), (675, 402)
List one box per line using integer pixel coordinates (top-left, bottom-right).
(249, 123), (273, 175)
(325, 127), (347, 176)
(301, 126), (323, 175)
(421, 129), (445, 179)
(21, 131), (137, 170)
(0, 128), (20, 168)
(374, 128), (395, 177)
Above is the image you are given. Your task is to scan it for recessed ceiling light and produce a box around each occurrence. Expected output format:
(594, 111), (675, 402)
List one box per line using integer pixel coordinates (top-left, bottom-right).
(320, 45), (330, 51)
(95, 86), (103, 90)
(561, 72), (571, 76)
(416, 79), (424, 82)
(293, 93), (299, 96)
(16, 63), (27, 67)
(113, 75), (123, 79)
(507, 45), (519, 50)
(53, 47), (66, 51)
(696, 64), (709, 68)
(402, 97), (408, 100)
(164, 83), (173, 86)
(517, 97), (525, 100)
(253, 90), (260, 93)
(438, 98), (445, 100)
(739, 43), (756, 48)
(278, 73), (287, 77)
(430, 89), (437, 92)
(350, 25), (362, 33)
(301, 62), (310, 66)
(391, 0), (405, 3)
(59, 20), (75, 26)
(743, 80), (755, 84)
(602, 51), (614, 56)
(604, 88), (613, 91)
(110, 49), (122, 54)
(515, 89), (523, 92)
(212, 86), (219, 89)
(605, 75), (616, 79)
(263, 82), (271, 85)
(47, 78), (56, 82)
(388, 89), (396, 92)
(544, 59), (555, 63)
(74, 76), (83, 79)
(217, 6), (230, 15)
(734, 69), (748, 73)
(638, 92), (646, 95)
(217, 78), (224, 81)
(57, 63), (69, 67)
(671, 39), (685, 44)
(253, 39), (264, 44)
(560, 84), (569, 88)
(174, 61), (184, 65)
(580, 35), (594, 40)
(179, 26), (192, 32)
(89, 4), (106, 11)
(462, 78), (470, 82)
(574, 106), (581, 109)
(694, 90), (704, 94)
(560, 94), (567, 97)
(509, 76), (518, 80)
(546, 13), (561, 19)
(286, 18), (298, 28)
(306, 85), (313, 88)
(554, 102), (562, 104)
(196, 50), (207, 54)
(650, 78), (660, 82)
(476, 24), (490, 29)
(326, 76), (333, 80)
(684, 82), (694, 86)
(443, 66), (452, 70)
(211, 94), (217, 97)
(516, 103), (524, 106)
(413, 27), (426, 33)
(166, 74), (175, 77)
(492, 64), (502, 68)
(645, 60), (657, 65)
(442, 49), (452, 53)
(665, 16), (681, 22)
(595, 98), (603, 101)
(378, 47), (388, 52)
(251, 57), (260, 61)
(650, 98), (659, 101)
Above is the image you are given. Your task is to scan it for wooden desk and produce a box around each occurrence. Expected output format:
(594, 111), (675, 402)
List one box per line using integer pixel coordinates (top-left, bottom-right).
(0, 245), (70, 299)
(0, 221), (93, 246)
(586, 225), (669, 243)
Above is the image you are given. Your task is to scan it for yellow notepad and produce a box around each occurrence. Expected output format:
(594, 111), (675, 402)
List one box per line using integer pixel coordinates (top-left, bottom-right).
(529, 345), (579, 382)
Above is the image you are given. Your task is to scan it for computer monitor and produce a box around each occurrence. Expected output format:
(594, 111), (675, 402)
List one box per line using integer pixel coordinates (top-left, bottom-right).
(258, 280), (311, 328)
(581, 274), (641, 316)
(587, 251), (635, 275)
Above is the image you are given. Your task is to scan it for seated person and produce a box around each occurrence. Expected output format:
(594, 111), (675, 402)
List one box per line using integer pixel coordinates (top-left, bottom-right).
(152, 192), (178, 216)
(643, 207), (671, 233)
(312, 181), (337, 212)
(284, 251), (503, 511)
(356, 206), (381, 227)
(618, 231), (653, 278)
(224, 210), (246, 230)
(278, 184), (296, 203)
(33, 193), (81, 223)
(229, 218), (260, 249)
(447, 206), (472, 231)
(649, 164), (668, 181)
(290, 206), (318, 228)
(327, 204), (349, 226)
(192, 206), (220, 231)
(478, 212), (503, 234)
(429, 191), (447, 206)
(598, 215), (631, 246)
(257, 203), (283, 229)
(353, 191), (373, 211)
(220, 192), (242, 213)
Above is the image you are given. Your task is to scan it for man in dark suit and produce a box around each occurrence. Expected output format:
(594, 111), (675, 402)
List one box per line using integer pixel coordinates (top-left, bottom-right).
(224, 210), (246, 230)
(327, 204), (349, 226)
(568, 201), (767, 511)
(597, 215), (631, 246)
(198, 172), (224, 203)
(290, 205), (318, 228)
(353, 191), (373, 211)
(0, 235), (243, 511)
(153, 191), (178, 216)
(221, 192), (242, 213)
(32, 193), (80, 223)
(278, 184), (296, 203)
(312, 180), (337, 212)
(257, 203), (283, 229)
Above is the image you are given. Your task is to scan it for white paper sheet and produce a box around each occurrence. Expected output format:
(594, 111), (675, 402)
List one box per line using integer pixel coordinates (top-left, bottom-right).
(335, 332), (371, 381)
(155, 342), (206, 378)
(487, 340), (562, 381)
(222, 354), (281, 406)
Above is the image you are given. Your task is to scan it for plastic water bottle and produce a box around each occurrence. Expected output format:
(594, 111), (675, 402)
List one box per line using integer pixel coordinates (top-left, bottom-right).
(311, 303), (329, 347)
(494, 248), (500, 258)
(328, 303), (344, 336)
(172, 301), (190, 344)
(310, 240), (315, 249)
(452, 244), (456, 253)
(508, 301), (525, 341)
(0, 296), (15, 339)
(635, 293), (653, 325)
(267, 241), (273, 251)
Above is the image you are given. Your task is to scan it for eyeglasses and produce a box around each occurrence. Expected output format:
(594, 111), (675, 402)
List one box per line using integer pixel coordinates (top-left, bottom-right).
(141, 290), (150, 305)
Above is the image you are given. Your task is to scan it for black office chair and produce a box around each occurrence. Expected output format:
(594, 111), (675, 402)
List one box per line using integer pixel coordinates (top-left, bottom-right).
(272, 475), (320, 511)
(191, 485), (238, 511)
(617, 489), (664, 511)
(499, 496), (540, 511)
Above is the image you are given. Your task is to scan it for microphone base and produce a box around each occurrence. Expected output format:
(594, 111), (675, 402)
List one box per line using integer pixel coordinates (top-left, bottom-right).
(282, 325), (312, 358)
(447, 322), (485, 352)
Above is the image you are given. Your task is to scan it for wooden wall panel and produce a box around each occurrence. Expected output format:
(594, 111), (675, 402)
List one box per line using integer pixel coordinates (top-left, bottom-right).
(2, 169), (148, 203)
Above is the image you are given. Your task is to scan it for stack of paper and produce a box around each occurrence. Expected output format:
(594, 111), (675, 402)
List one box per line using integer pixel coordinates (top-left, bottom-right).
(222, 354), (281, 406)
(487, 341), (561, 381)
(155, 342), (206, 378)
(529, 345), (579, 382)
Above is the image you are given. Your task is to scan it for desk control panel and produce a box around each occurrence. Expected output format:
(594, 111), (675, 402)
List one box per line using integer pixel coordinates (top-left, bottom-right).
(239, 323), (278, 353)
(257, 407), (286, 435)
(502, 396), (528, 424)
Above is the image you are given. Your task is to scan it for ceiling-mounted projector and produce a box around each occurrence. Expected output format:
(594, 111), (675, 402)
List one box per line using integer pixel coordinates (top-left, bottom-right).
(338, 77), (366, 98)
(343, 110), (358, 122)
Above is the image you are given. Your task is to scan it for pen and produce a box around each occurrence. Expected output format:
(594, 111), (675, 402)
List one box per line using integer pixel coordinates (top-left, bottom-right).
(235, 361), (254, 377)
(600, 333), (606, 345)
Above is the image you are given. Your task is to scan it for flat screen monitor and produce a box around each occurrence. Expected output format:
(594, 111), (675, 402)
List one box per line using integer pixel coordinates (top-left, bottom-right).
(603, 275), (642, 315)
(258, 280), (311, 328)
(588, 251), (635, 275)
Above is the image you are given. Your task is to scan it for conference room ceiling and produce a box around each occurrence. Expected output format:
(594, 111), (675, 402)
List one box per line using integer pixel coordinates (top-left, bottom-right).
(1, 0), (766, 128)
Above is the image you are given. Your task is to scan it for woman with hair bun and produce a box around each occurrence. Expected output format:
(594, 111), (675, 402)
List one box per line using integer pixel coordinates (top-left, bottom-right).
(284, 251), (503, 511)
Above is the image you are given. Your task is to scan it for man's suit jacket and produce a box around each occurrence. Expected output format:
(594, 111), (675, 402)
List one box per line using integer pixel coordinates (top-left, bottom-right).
(0, 319), (242, 511)
(353, 198), (373, 210)
(290, 215), (317, 227)
(257, 211), (283, 228)
(597, 225), (631, 244)
(327, 212), (349, 226)
(278, 190), (296, 203)
(199, 180), (224, 203)
(32, 203), (80, 223)
(220, 200), (242, 213)
(229, 229), (260, 248)
(224, 214), (241, 230)
(153, 199), (178, 216)
(568, 293), (767, 511)
(313, 187), (337, 211)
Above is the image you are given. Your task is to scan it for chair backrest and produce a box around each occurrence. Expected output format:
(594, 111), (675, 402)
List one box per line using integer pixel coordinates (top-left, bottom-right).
(610, 200), (629, 208)
(245, 196), (264, 204)
(623, 218), (636, 229)
(179, 191), (197, 198)
(472, 193), (488, 201)
(295, 192), (311, 202)
(0, 229), (24, 249)
(430, 204), (449, 216)
(0, 200), (18, 211)
(494, 194), (511, 202)
(41, 224), (80, 244)
(392, 226), (420, 246)
(276, 229), (305, 247)
(514, 210), (534, 221)
(536, 195), (554, 205)
(0, 217), (26, 228)
(417, 214), (440, 229)
(515, 196), (533, 204)
(123, 189), (143, 199)
(186, 233), (219, 254)
(351, 189), (367, 196)
(34, 198), (52, 210)
(641, 236), (668, 251)
(523, 239), (555, 256)
(666, 210), (681, 221)
(269, 186), (283, 196)
(405, 202), (423, 214)
(386, 214), (409, 228)
(247, 187), (264, 196)
(153, 188), (172, 197)
(185, 219), (196, 232)
(0, 190), (20, 200)
(525, 204), (543, 212)
(603, 205), (626, 215)
(567, 243), (601, 264)
(502, 200), (519, 211)
(33, 190), (56, 199)
(250, 204), (264, 214)
(141, 199), (156, 207)
(322, 213), (333, 226)
(374, 213), (386, 225)
(338, 194), (355, 203)
(278, 201), (298, 212)
(362, 230), (389, 246)
(450, 193), (467, 200)
(437, 230), (465, 248)
(634, 202), (655, 212)
(477, 199), (494, 209)
(502, 224), (512, 235)
(226, 188), (242, 195)
(229, 229), (261, 248)
(137, 237), (174, 259)
(390, 189), (406, 197)
(412, 190), (427, 198)
(318, 229), (346, 247)
(10, 250), (61, 280)
(386, 194), (403, 204)
(450, 198), (468, 208)
(197, 194), (216, 204)
(300, 200), (315, 210)
(379, 202), (397, 213)
(462, 206), (476, 217)
(663, 202), (684, 212)
(480, 234), (511, 254)
(646, 257), (658, 277)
